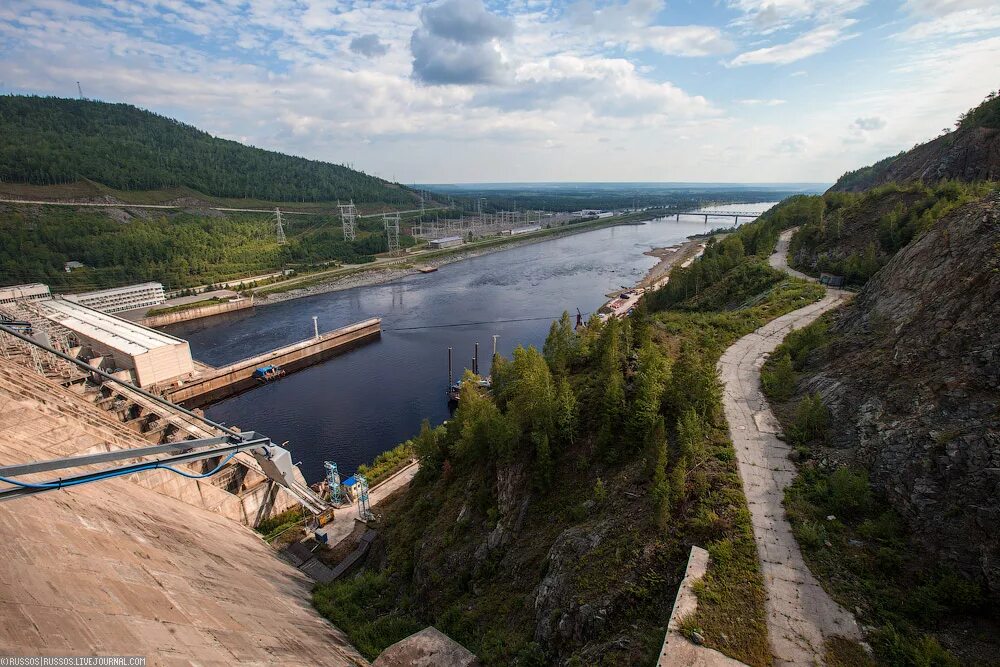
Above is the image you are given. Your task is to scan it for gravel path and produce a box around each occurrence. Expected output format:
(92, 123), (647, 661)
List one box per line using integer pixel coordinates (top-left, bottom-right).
(717, 228), (860, 664)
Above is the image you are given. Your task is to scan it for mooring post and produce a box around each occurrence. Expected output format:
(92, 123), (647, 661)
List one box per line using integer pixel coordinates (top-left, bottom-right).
(312, 316), (319, 340)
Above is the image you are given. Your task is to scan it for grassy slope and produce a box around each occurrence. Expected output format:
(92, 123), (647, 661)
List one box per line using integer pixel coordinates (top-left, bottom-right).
(311, 199), (827, 666)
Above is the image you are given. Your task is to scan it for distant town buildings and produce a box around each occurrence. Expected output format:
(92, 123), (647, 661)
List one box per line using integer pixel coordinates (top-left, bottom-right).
(65, 282), (166, 314)
(0, 283), (50, 305)
(572, 209), (614, 218)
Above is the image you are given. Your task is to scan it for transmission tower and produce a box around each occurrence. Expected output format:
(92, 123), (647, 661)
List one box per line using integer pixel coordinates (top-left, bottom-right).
(383, 212), (400, 255)
(356, 474), (373, 521)
(338, 200), (357, 241)
(274, 208), (286, 245)
(324, 461), (344, 504)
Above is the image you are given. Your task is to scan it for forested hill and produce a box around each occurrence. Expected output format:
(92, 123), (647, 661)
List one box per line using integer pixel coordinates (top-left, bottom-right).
(0, 96), (414, 204)
(829, 91), (1000, 192)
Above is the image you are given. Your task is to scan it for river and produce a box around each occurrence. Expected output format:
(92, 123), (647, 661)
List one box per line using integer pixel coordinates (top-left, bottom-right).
(165, 205), (773, 483)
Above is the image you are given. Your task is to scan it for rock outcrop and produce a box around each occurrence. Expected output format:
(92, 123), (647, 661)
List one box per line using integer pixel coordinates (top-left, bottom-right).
(799, 193), (1000, 595)
(830, 126), (1000, 192)
(373, 627), (480, 667)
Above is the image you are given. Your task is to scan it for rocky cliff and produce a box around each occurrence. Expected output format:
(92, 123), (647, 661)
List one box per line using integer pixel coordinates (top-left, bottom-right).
(798, 193), (1000, 595)
(830, 92), (1000, 192)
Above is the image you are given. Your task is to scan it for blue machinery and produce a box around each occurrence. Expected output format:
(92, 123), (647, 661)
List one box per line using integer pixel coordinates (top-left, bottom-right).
(0, 321), (328, 513)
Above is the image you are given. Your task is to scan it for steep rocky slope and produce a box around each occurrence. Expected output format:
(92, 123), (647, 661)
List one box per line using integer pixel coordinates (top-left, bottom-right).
(795, 193), (999, 596)
(830, 92), (1000, 192)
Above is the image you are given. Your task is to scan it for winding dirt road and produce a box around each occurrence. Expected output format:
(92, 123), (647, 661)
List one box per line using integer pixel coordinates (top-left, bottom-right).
(718, 228), (860, 664)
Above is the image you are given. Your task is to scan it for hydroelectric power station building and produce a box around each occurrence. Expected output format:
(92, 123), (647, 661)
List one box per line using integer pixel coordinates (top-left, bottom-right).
(65, 281), (166, 314)
(0, 283), (51, 305)
(34, 298), (194, 387)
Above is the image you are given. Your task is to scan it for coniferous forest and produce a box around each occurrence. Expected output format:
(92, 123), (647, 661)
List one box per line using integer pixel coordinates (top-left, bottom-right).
(0, 95), (414, 204)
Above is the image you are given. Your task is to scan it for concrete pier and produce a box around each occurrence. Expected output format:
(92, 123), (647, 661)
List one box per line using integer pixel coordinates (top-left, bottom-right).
(166, 317), (381, 407)
(140, 295), (255, 327)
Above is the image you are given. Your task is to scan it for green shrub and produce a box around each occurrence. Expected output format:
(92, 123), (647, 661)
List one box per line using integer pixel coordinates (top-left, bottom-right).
(254, 507), (303, 539)
(761, 351), (796, 401)
(857, 511), (903, 542)
(593, 477), (607, 504)
(871, 625), (960, 667)
(827, 468), (872, 519)
(795, 520), (828, 550)
(790, 393), (829, 446)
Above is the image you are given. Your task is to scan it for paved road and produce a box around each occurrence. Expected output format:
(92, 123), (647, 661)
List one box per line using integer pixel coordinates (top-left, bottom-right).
(768, 228), (812, 280)
(718, 227), (860, 664)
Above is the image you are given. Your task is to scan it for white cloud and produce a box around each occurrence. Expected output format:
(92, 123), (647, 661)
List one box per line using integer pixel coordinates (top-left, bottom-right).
(562, 0), (733, 57)
(740, 98), (787, 105)
(728, 0), (867, 33)
(628, 25), (734, 56)
(775, 135), (809, 153)
(896, 1), (1000, 41)
(410, 0), (514, 85)
(850, 116), (886, 131)
(730, 19), (858, 65)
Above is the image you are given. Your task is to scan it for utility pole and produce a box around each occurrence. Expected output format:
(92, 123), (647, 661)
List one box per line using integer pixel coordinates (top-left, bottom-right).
(312, 316), (319, 339)
(383, 212), (400, 255)
(274, 208), (286, 245)
(76, 82), (83, 100)
(339, 200), (357, 241)
(492, 334), (499, 358)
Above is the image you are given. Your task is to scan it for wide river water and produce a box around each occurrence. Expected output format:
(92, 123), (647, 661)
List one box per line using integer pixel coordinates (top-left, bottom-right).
(166, 205), (773, 483)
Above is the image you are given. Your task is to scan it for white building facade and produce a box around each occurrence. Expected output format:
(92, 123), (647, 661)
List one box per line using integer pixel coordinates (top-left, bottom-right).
(66, 282), (166, 314)
(36, 298), (193, 387)
(0, 283), (51, 305)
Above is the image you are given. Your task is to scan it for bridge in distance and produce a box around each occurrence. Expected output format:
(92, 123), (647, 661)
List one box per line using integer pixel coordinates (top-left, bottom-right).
(671, 210), (762, 224)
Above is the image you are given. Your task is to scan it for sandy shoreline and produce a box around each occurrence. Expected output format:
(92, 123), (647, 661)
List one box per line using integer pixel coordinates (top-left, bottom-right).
(637, 238), (705, 291)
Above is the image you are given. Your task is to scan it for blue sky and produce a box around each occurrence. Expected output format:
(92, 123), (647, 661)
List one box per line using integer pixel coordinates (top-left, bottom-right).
(2, 0), (999, 183)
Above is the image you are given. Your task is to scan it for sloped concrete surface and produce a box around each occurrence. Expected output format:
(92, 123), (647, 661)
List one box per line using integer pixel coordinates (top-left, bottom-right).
(658, 546), (749, 666)
(0, 357), (368, 666)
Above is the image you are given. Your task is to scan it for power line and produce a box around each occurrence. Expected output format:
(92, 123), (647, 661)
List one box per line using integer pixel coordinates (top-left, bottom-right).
(383, 314), (585, 332)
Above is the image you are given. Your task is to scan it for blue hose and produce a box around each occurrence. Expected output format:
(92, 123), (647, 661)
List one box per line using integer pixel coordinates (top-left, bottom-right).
(0, 452), (238, 490)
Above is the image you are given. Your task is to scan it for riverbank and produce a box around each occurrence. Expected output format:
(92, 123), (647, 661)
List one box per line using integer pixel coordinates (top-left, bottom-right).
(637, 239), (706, 291)
(255, 213), (663, 306)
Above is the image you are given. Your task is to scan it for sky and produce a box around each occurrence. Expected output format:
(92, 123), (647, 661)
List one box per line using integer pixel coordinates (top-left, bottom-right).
(2, 1), (999, 184)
